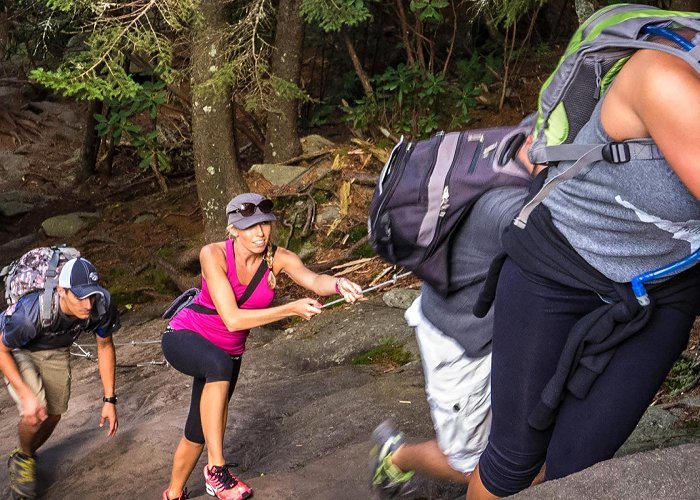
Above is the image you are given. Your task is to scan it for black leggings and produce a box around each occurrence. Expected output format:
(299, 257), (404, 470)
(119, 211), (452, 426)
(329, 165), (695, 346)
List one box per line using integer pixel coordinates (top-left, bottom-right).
(161, 329), (242, 444)
(478, 259), (695, 497)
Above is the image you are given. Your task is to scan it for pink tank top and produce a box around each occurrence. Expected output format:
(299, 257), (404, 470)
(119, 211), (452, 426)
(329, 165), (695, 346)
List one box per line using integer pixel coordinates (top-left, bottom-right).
(169, 239), (275, 354)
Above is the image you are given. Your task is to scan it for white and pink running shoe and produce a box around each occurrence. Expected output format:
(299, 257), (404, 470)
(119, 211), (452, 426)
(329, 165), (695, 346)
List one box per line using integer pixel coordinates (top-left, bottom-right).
(204, 464), (252, 500)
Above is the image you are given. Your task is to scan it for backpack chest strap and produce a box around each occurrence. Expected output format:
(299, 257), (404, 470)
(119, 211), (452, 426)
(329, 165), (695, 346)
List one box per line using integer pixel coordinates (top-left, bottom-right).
(515, 141), (662, 228)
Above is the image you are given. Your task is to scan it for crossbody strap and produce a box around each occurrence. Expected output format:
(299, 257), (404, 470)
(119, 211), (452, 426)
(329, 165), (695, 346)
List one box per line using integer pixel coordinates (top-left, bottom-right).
(237, 244), (277, 306)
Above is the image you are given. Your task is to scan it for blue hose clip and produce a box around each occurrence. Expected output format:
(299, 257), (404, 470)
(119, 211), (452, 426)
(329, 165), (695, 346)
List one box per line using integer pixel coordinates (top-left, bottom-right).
(641, 25), (695, 51)
(631, 249), (700, 306)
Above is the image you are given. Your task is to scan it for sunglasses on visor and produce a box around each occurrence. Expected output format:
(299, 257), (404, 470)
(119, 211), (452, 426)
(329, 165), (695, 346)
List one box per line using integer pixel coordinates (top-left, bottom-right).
(229, 199), (274, 217)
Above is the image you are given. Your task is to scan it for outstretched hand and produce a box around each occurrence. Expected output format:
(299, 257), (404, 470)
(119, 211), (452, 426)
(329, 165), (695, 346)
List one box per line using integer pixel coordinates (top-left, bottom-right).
(290, 298), (323, 320)
(100, 403), (118, 437)
(336, 277), (364, 303)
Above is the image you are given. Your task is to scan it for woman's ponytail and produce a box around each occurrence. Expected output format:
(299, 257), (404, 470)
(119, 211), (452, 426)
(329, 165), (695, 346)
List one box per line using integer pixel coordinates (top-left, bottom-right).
(266, 244), (276, 289)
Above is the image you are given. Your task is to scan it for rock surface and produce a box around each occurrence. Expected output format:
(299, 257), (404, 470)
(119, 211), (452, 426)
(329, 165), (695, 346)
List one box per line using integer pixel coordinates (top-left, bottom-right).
(0, 294), (698, 499)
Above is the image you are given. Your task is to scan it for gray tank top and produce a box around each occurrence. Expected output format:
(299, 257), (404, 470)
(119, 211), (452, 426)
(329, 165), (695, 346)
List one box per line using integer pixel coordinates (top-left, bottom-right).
(543, 96), (700, 283)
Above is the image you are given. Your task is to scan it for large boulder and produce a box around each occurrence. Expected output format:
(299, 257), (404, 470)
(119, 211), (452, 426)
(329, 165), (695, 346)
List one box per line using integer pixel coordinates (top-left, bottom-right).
(512, 444), (700, 500)
(249, 164), (308, 186)
(41, 212), (99, 238)
(300, 134), (335, 154)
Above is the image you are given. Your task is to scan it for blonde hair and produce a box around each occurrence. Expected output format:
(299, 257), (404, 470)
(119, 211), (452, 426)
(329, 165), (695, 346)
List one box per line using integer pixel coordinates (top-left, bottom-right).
(265, 243), (276, 289)
(227, 224), (276, 288)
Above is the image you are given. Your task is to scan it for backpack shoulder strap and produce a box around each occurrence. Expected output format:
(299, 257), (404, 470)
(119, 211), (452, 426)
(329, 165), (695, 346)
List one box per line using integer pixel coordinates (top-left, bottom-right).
(514, 141), (663, 228)
(238, 244), (277, 306)
(40, 248), (63, 326)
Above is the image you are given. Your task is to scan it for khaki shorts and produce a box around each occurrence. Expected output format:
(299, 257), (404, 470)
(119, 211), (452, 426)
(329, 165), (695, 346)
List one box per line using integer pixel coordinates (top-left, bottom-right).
(406, 297), (492, 474)
(4, 348), (72, 416)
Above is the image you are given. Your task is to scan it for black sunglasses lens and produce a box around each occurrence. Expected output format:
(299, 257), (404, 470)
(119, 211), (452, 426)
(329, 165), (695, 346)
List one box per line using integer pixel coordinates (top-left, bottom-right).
(238, 203), (256, 216)
(258, 199), (274, 214)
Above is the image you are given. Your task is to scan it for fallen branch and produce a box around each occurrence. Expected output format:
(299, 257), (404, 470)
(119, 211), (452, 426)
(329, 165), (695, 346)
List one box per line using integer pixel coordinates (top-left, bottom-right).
(308, 235), (370, 273)
(0, 233), (40, 257)
(349, 138), (390, 164)
(273, 148), (333, 166)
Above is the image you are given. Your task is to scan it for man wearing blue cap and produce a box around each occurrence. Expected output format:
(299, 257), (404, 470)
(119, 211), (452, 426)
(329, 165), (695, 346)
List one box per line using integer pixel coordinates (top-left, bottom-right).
(0, 257), (120, 499)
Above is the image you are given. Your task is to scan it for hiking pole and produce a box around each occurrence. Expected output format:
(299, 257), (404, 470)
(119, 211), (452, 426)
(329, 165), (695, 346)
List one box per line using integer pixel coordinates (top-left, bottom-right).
(322, 271), (413, 309)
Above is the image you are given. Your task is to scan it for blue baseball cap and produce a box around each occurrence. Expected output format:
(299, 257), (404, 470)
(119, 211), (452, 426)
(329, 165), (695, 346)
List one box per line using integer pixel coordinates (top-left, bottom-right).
(58, 257), (107, 299)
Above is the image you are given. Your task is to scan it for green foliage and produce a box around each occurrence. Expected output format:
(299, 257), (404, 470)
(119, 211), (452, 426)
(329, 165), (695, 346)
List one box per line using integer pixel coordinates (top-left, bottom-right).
(347, 224), (368, 244)
(410, 0), (450, 22)
(482, 0), (546, 28)
(352, 337), (412, 366)
(353, 243), (376, 258)
(29, 0), (187, 102)
(300, 0), (373, 32)
(663, 358), (700, 397)
(344, 52), (495, 137)
(94, 80), (172, 173)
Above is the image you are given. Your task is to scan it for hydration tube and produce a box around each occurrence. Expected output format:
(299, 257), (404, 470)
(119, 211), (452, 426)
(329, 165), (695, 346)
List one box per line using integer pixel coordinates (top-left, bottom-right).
(631, 249), (700, 306)
(641, 25), (695, 51)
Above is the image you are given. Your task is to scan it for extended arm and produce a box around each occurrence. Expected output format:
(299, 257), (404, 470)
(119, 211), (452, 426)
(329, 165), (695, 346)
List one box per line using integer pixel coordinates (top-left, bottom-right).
(201, 244), (326, 332)
(96, 335), (118, 436)
(274, 247), (364, 301)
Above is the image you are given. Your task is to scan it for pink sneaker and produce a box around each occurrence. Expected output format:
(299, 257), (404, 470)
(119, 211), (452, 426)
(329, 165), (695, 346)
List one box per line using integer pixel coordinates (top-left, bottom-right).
(162, 487), (190, 500)
(204, 464), (252, 500)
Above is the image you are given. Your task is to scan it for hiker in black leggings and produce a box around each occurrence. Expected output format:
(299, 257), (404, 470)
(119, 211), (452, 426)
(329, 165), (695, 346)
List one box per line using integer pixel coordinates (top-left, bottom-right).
(467, 46), (700, 499)
(161, 193), (363, 500)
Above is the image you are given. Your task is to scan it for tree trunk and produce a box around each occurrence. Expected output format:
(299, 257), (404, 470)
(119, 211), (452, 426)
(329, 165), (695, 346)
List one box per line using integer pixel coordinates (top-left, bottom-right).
(191, 0), (247, 242)
(670, 0), (700, 10)
(76, 100), (103, 183)
(263, 0), (304, 163)
(574, 0), (595, 25)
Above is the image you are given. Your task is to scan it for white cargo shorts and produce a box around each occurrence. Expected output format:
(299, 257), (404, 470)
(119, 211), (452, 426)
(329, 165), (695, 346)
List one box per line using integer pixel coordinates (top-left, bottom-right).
(405, 296), (492, 474)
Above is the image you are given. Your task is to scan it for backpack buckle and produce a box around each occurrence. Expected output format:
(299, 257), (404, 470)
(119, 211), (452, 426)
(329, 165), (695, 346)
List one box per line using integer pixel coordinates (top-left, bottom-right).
(601, 142), (630, 163)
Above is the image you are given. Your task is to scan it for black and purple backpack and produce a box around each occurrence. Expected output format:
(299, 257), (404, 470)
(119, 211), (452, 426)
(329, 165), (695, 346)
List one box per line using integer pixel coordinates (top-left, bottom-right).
(368, 119), (533, 295)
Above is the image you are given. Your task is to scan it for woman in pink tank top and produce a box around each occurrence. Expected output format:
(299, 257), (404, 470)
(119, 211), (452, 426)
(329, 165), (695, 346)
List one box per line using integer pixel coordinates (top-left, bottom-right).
(161, 193), (363, 500)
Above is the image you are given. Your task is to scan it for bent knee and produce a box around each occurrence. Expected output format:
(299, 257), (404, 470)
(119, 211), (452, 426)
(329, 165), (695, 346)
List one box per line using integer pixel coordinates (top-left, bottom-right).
(204, 359), (234, 382)
(478, 445), (544, 497)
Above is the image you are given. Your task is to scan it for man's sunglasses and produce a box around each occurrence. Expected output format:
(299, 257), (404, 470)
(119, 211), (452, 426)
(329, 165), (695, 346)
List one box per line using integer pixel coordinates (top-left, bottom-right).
(229, 199), (274, 217)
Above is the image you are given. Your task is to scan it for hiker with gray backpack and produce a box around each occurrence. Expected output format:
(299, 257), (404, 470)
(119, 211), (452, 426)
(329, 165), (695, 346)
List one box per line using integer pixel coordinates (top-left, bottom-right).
(369, 133), (539, 498)
(465, 5), (700, 499)
(0, 249), (120, 499)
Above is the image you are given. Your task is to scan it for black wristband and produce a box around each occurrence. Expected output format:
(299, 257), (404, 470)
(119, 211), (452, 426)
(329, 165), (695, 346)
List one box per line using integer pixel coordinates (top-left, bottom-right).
(102, 395), (118, 404)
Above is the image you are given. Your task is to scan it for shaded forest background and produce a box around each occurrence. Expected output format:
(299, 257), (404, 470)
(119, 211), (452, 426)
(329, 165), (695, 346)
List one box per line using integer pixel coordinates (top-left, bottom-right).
(2, 0), (700, 306)
(9, 0), (700, 240)
(0, 0), (696, 234)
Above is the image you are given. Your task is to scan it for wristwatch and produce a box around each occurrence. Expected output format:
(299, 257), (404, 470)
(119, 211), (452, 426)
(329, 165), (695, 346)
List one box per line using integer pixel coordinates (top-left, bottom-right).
(102, 395), (118, 404)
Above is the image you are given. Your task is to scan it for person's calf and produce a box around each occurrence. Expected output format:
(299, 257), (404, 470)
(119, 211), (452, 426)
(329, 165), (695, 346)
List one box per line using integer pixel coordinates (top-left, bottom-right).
(394, 440), (470, 485)
(19, 414), (61, 456)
